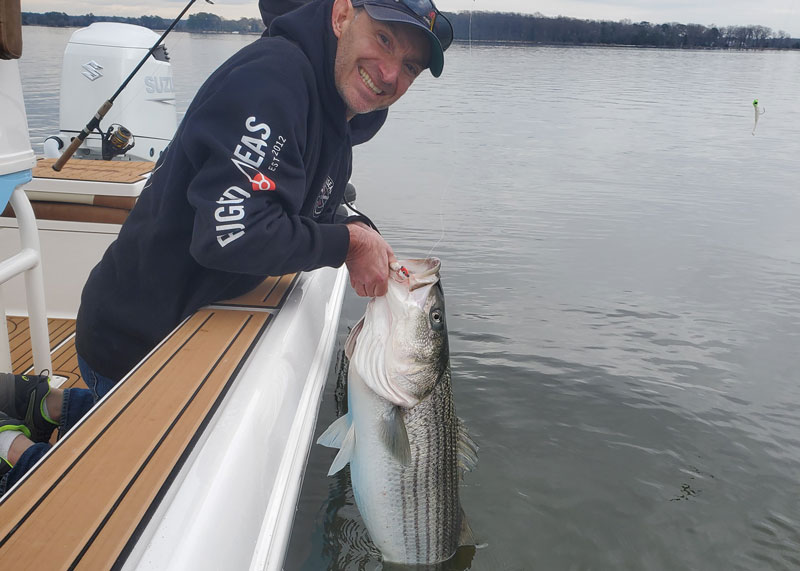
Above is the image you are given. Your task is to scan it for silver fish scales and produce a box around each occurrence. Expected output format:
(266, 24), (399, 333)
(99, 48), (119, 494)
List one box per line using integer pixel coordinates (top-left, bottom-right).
(399, 367), (462, 562)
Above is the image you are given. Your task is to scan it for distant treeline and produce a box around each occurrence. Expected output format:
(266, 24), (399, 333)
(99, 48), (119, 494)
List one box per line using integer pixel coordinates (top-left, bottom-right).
(451, 12), (799, 49)
(22, 10), (800, 49)
(21, 11), (265, 34)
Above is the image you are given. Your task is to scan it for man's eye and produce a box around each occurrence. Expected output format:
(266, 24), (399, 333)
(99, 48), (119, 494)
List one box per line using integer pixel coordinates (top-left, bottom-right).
(405, 63), (419, 76)
(378, 33), (390, 46)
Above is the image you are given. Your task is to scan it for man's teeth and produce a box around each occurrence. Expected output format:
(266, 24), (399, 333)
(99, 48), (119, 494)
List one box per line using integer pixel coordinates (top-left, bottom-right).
(359, 68), (382, 95)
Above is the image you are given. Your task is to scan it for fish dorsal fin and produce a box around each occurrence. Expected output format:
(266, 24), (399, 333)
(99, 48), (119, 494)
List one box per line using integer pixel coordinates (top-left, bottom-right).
(326, 422), (356, 476)
(316, 413), (351, 449)
(380, 406), (411, 465)
(457, 418), (478, 477)
(344, 317), (365, 360)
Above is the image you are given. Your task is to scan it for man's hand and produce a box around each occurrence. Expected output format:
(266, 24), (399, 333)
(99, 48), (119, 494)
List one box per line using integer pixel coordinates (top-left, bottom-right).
(345, 222), (396, 297)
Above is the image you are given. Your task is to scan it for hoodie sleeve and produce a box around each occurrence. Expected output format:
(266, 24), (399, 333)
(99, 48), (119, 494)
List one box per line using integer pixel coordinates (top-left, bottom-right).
(179, 42), (350, 276)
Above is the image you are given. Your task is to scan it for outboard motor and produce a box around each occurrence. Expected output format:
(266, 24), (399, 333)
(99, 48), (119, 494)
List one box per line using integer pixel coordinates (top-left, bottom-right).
(43, 23), (177, 162)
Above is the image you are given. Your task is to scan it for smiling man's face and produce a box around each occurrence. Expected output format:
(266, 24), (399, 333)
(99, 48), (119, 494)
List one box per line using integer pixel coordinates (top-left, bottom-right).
(332, 0), (431, 120)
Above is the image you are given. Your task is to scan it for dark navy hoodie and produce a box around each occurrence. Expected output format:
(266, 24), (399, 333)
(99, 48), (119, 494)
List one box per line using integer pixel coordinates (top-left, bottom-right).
(76, 0), (378, 381)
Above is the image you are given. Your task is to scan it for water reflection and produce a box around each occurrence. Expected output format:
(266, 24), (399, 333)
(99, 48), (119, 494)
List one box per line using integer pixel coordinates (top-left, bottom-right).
(310, 462), (477, 571)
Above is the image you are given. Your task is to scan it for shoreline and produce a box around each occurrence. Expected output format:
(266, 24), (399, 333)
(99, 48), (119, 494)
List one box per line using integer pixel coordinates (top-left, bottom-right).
(21, 25), (800, 51)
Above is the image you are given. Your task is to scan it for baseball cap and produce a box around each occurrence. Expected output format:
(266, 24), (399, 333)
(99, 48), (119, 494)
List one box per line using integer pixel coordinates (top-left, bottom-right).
(351, 0), (453, 77)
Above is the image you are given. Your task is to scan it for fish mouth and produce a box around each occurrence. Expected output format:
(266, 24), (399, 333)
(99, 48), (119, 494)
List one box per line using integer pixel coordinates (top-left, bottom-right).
(393, 258), (441, 291)
(403, 257), (440, 278)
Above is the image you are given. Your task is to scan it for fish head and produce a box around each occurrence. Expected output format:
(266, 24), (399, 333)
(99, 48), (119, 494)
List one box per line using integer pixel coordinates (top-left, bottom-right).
(351, 257), (449, 408)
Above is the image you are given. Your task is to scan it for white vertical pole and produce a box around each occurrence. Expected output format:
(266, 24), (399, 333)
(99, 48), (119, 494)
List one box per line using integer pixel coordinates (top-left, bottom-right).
(0, 286), (11, 372)
(9, 187), (52, 375)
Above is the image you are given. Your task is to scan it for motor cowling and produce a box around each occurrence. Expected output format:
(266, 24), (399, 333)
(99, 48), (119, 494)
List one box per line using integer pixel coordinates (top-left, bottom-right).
(51, 22), (177, 162)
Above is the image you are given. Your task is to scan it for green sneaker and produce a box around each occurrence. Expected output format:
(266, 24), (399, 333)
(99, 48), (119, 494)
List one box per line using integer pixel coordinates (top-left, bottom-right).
(0, 373), (58, 443)
(0, 411), (31, 477)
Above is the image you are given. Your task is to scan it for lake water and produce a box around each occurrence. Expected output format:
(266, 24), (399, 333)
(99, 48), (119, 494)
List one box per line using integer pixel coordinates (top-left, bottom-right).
(19, 26), (800, 571)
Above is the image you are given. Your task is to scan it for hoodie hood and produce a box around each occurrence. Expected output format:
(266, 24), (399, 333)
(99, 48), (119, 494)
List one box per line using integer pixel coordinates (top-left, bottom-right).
(259, 0), (309, 29)
(269, 0), (387, 144)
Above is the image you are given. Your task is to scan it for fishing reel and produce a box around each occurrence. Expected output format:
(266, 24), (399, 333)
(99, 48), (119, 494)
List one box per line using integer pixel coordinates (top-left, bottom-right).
(100, 123), (135, 160)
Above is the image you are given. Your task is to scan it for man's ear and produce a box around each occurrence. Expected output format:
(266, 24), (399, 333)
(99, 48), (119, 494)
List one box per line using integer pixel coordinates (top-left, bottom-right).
(331, 0), (354, 39)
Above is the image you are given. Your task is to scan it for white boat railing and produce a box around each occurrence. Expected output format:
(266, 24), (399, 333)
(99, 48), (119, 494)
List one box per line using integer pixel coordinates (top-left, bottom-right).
(0, 177), (52, 375)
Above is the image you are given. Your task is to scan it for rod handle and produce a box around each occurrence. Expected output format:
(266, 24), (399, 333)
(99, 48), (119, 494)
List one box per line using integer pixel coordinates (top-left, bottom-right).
(52, 100), (113, 171)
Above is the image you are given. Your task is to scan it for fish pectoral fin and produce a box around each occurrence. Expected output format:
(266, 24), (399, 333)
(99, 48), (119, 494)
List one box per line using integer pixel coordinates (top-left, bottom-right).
(317, 413), (352, 449)
(380, 406), (411, 465)
(327, 423), (356, 476)
(344, 317), (365, 360)
(457, 417), (479, 477)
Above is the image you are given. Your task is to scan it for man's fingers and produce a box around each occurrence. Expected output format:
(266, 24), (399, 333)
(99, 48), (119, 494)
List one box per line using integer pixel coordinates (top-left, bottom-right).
(345, 222), (395, 298)
(352, 277), (388, 298)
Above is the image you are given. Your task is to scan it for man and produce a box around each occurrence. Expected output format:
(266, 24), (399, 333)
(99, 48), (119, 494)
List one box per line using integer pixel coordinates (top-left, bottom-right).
(0, 0), (453, 493)
(259, 0), (392, 147)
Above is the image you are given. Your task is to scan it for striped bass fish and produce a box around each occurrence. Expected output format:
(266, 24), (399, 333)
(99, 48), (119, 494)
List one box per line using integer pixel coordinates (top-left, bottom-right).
(318, 258), (478, 565)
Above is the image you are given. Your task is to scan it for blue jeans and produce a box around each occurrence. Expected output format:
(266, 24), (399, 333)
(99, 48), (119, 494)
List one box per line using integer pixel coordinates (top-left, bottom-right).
(76, 354), (117, 402)
(0, 355), (118, 495)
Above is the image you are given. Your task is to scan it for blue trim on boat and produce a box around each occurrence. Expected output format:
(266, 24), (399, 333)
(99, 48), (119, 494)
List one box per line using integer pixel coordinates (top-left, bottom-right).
(0, 169), (32, 212)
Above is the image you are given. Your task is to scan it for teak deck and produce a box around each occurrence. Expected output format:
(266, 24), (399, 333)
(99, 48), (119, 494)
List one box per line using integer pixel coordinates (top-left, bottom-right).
(0, 273), (297, 569)
(216, 273), (299, 309)
(32, 158), (155, 184)
(0, 158), (156, 224)
(5, 315), (84, 389)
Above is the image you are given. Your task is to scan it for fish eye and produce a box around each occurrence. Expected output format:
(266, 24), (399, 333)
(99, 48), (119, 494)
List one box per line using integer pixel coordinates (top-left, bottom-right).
(429, 307), (444, 330)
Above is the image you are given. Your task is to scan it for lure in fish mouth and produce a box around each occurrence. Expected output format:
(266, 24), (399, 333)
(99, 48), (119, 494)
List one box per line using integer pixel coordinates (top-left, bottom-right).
(391, 257), (441, 290)
(318, 257), (478, 565)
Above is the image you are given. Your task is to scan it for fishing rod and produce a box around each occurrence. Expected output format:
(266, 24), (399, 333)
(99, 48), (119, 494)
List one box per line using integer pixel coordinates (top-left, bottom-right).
(52, 0), (214, 171)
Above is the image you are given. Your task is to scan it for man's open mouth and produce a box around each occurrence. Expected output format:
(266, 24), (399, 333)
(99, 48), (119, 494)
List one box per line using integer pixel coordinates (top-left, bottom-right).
(359, 67), (383, 95)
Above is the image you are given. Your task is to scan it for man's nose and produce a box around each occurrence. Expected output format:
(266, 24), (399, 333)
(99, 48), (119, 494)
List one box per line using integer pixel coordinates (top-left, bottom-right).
(377, 56), (401, 86)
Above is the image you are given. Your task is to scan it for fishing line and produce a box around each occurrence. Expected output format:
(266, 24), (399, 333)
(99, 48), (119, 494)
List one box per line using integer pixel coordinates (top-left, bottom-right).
(106, 12), (218, 131)
(53, 0), (213, 169)
(110, 30), (190, 120)
(72, 27), (192, 162)
(469, 0), (474, 54)
(423, 1), (476, 261)
(423, 130), (458, 260)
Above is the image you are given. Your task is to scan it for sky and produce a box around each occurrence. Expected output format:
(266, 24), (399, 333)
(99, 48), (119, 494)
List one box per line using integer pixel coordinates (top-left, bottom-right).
(24, 0), (800, 37)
